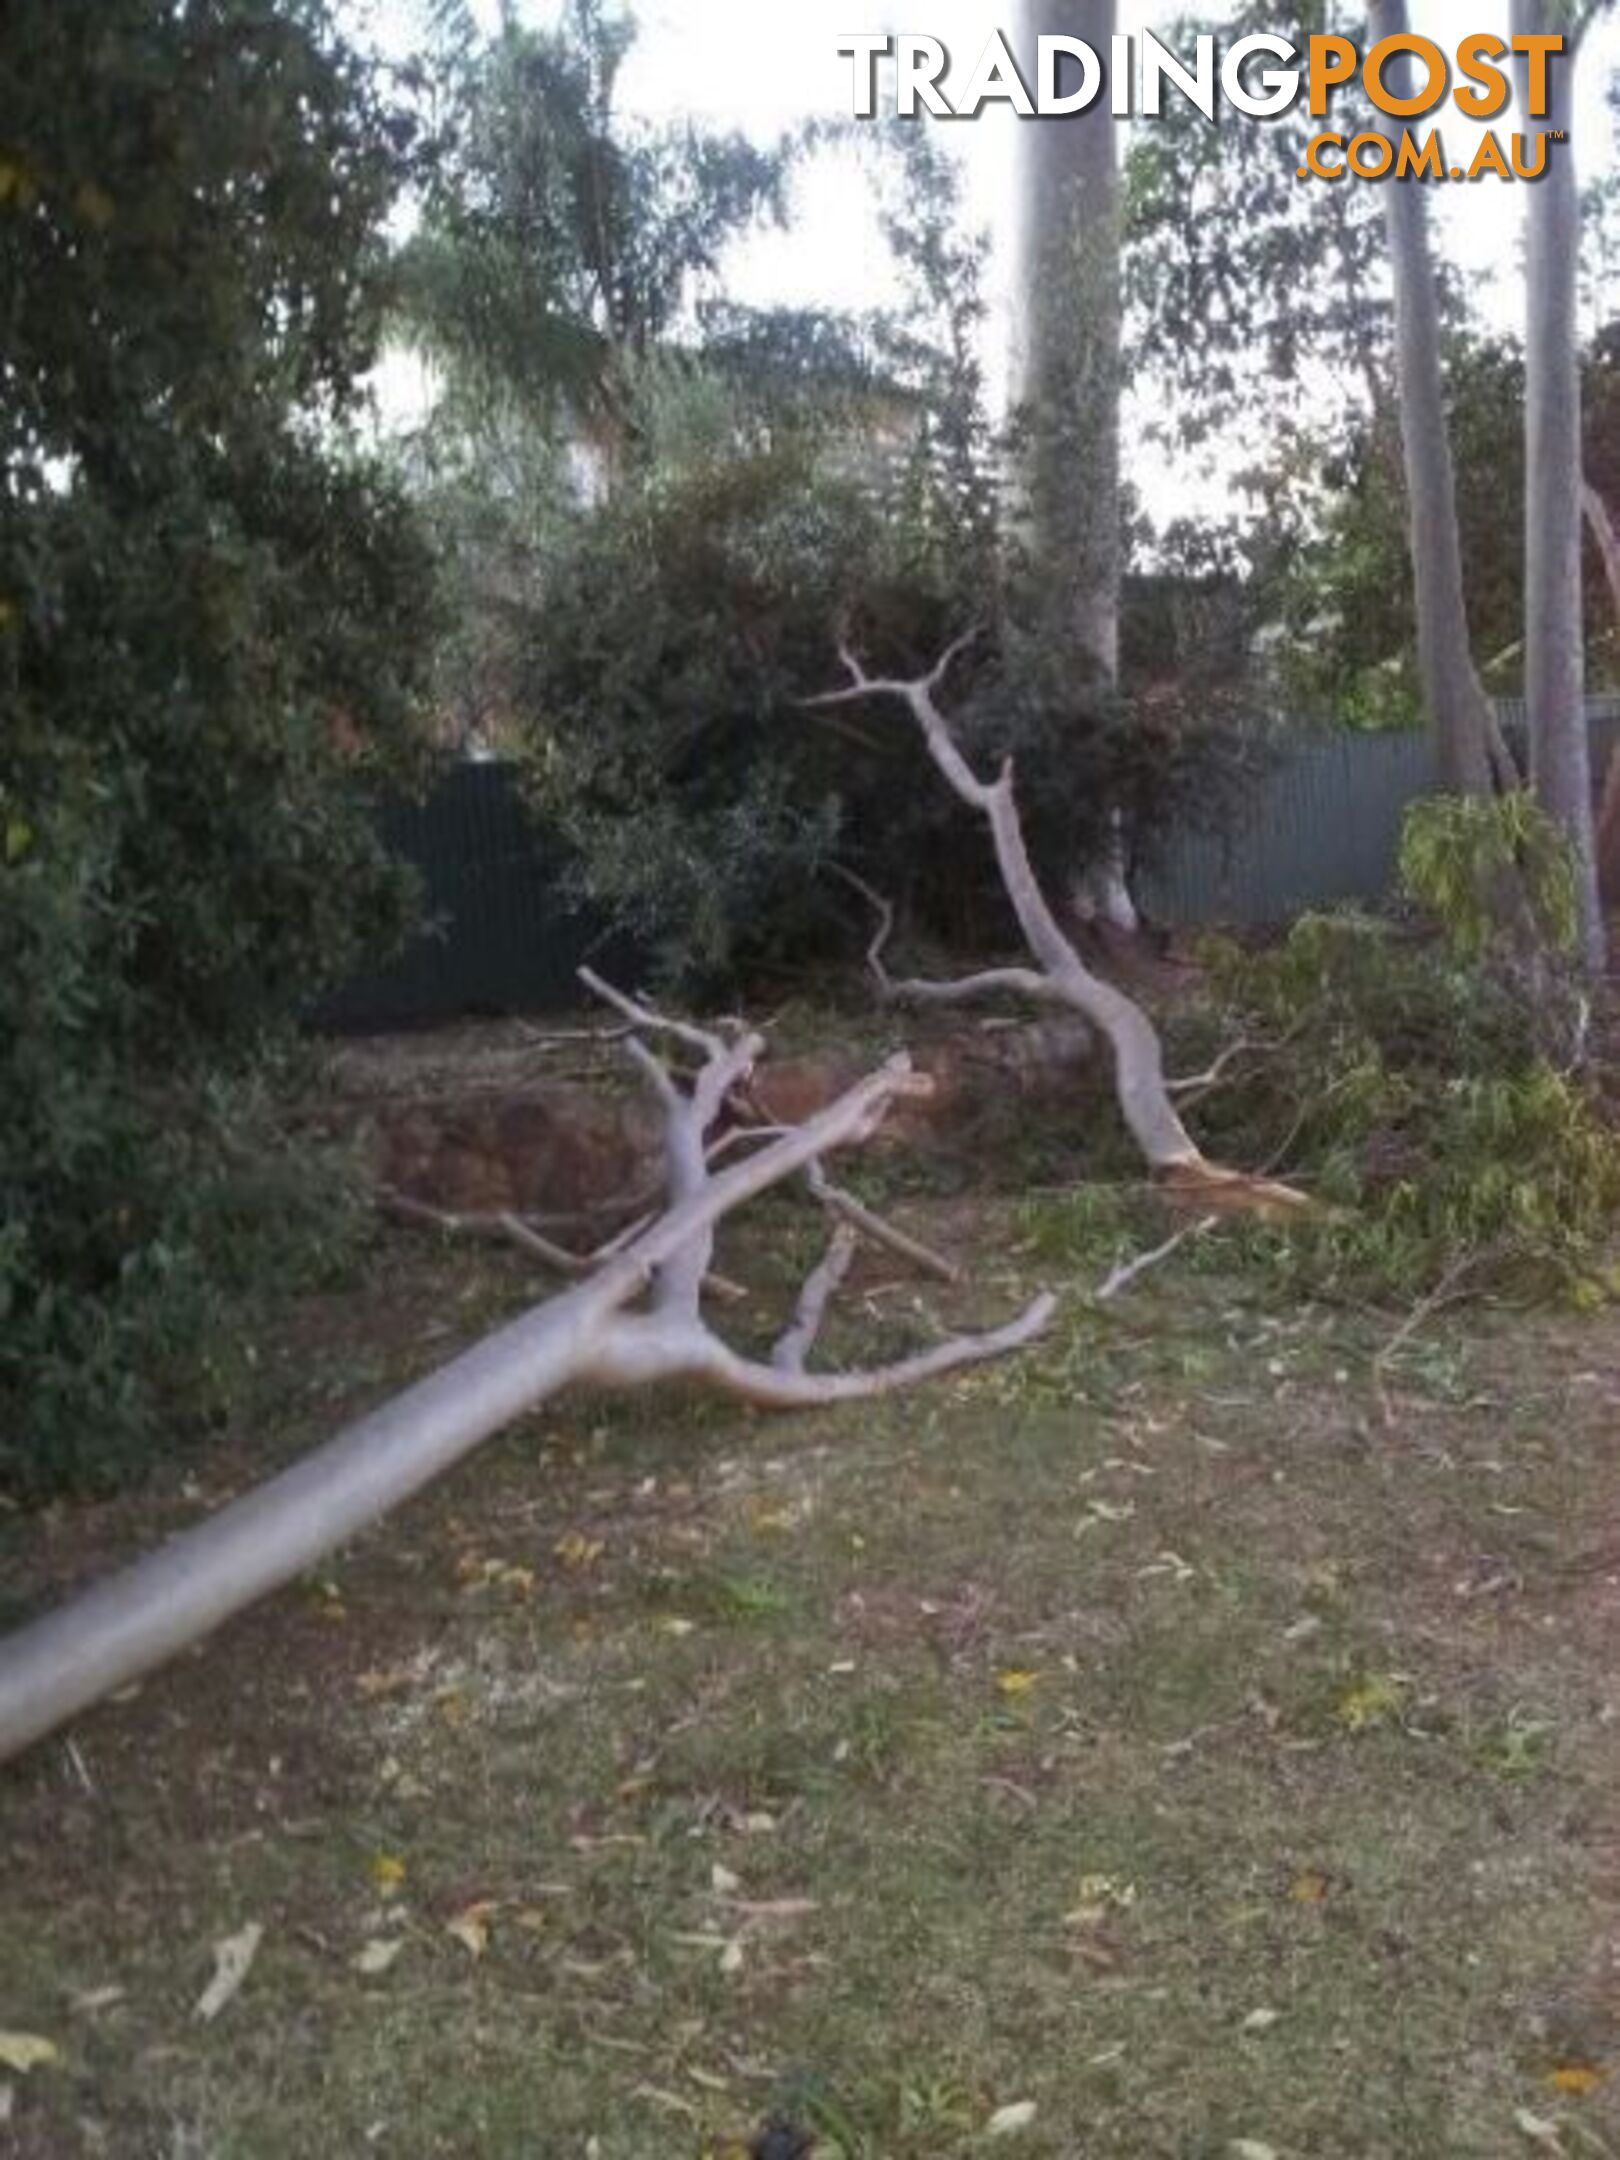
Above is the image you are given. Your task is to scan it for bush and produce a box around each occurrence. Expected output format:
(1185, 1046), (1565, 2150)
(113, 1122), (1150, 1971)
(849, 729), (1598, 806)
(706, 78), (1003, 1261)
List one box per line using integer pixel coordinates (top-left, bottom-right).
(1183, 799), (1620, 1301)
(1, 0), (438, 1496)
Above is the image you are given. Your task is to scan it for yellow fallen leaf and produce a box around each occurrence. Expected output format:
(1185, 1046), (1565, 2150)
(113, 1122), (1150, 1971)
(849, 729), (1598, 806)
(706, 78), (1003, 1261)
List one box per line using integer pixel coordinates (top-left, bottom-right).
(0, 2034), (58, 2075)
(996, 1668), (1042, 1699)
(1548, 2062), (1607, 2096)
(1290, 1871), (1331, 1904)
(1065, 1872), (1136, 1928)
(1337, 1674), (1407, 1732)
(445, 1902), (496, 1957)
(747, 1502), (796, 1534)
(370, 1853), (407, 1894)
(554, 1530), (605, 1570)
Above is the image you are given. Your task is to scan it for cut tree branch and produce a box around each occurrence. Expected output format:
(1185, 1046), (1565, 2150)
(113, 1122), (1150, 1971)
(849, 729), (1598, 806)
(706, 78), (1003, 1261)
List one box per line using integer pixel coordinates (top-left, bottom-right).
(0, 980), (1053, 1766)
(813, 644), (1309, 1215)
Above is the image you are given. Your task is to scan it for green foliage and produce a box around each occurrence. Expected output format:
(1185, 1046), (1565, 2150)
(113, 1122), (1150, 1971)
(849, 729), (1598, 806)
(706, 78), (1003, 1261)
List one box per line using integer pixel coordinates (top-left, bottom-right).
(0, 1063), (371, 1500)
(1189, 854), (1620, 1300)
(2, 0), (438, 1493)
(405, 19), (1254, 981)
(400, 0), (787, 442)
(1400, 792), (1578, 962)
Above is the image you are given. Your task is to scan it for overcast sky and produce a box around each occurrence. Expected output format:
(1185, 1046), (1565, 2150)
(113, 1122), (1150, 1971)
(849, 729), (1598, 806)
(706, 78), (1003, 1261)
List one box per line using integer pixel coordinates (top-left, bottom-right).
(353, 1), (1620, 518)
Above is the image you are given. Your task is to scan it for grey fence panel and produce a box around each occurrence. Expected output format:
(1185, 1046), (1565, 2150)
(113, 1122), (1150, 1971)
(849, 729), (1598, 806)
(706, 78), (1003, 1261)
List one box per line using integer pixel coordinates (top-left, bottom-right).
(314, 708), (1620, 1029)
(1141, 729), (1439, 927)
(1142, 707), (1620, 929)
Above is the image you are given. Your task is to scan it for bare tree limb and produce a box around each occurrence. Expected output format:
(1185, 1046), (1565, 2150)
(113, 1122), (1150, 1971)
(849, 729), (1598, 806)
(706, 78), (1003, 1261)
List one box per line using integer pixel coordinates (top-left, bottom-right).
(0, 984), (1053, 1766)
(772, 1227), (859, 1372)
(1093, 1218), (1219, 1303)
(803, 1160), (961, 1285)
(831, 864), (1061, 1013)
(812, 642), (1310, 1215)
(378, 1191), (749, 1303)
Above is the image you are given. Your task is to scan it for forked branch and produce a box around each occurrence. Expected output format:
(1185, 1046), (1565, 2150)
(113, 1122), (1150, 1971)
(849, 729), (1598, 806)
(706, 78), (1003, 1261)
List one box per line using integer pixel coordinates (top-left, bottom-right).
(810, 641), (1309, 1213)
(0, 977), (1053, 1765)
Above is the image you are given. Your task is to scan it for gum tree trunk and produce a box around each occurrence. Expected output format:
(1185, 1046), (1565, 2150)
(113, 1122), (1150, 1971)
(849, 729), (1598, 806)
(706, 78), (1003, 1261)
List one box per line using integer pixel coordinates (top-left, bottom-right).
(1517, 0), (1606, 973)
(1368, 0), (1496, 798)
(1008, 0), (1136, 927)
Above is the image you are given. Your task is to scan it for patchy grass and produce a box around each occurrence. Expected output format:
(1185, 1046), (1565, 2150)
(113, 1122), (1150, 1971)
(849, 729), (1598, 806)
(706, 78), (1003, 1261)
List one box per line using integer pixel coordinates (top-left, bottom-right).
(3, 1192), (1620, 2158)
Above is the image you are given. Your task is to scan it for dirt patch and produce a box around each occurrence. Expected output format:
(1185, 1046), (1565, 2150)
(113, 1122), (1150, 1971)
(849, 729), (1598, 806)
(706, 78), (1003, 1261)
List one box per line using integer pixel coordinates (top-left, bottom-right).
(338, 1010), (1104, 1220)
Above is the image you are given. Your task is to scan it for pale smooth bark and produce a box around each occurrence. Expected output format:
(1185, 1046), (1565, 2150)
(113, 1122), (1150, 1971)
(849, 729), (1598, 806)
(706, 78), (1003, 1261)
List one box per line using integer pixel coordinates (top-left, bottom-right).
(1009, 0), (1120, 677)
(810, 638), (1310, 1212)
(0, 1003), (1052, 1767)
(1367, 0), (1497, 797)
(1008, 0), (1137, 928)
(1517, 0), (1606, 972)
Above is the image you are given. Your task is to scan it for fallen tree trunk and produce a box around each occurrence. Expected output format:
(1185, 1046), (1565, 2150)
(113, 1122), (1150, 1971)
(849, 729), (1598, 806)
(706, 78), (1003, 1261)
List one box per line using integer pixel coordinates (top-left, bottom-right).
(0, 987), (1053, 1767)
(809, 636), (1310, 1216)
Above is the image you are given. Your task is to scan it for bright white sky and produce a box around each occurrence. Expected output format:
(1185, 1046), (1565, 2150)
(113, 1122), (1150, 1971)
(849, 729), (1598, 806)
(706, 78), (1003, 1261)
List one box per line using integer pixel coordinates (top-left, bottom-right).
(353, 1), (1620, 519)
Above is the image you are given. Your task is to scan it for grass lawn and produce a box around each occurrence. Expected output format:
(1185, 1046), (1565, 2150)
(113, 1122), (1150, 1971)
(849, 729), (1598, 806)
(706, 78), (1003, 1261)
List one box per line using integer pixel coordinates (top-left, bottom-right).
(3, 1182), (1620, 2158)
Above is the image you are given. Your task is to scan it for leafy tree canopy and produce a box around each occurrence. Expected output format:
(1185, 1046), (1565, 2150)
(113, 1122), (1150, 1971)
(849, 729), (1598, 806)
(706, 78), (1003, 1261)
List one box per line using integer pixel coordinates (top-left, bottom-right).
(1, 0), (438, 1492)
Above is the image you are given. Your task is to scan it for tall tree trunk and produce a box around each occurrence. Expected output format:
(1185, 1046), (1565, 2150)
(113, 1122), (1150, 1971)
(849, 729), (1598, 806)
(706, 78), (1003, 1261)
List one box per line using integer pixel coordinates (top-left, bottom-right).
(1008, 0), (1136, 927)
(1519, 0), (1606, 973)
(1367, 0), (1496, 798)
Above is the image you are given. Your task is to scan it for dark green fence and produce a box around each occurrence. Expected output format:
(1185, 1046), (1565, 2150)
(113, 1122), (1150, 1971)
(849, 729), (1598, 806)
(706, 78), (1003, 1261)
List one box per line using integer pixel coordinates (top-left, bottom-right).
(316, 708), (1620, 1030)
(312, 761), (638, 1032)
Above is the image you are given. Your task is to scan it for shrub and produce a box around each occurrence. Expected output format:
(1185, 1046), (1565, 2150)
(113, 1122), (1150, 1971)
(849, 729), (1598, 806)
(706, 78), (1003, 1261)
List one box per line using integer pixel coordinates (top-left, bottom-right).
(1185, 799), (1620, 1300)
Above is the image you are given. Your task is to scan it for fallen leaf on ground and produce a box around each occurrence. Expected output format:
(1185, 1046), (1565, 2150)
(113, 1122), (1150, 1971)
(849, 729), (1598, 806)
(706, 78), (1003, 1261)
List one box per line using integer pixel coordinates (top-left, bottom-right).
(555, 1530), (606, 1570)
(996, 1669), (1042, 1699)
(1066, 1874), (1136, 1927)
(352, 1939), (406, 1976)
(1548, 2063), (1607, 2095)
(987, 2100), (1038, 2137)
(1514, 2110), (1564, 2148)
(0, 2035), (58, 2075)
(1243, 2008), (1282, 2033)
(369, 1853), (407, 1895)
(1289, 1872), (1331, 1905)
(193, 1923), (264, 2023)
(1230, 2143), (1279, 2160)
(445, 1902), (496, 1958)
(1337, 1674), (1408, 1732)
(68, 1987), (125, 2016)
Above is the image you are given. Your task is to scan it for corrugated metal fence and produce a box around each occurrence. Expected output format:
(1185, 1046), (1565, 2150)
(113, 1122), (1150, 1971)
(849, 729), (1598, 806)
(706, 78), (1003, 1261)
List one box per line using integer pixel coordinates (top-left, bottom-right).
(1141, 703), (1620, 928)
(316, 707), (1620, 1030)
